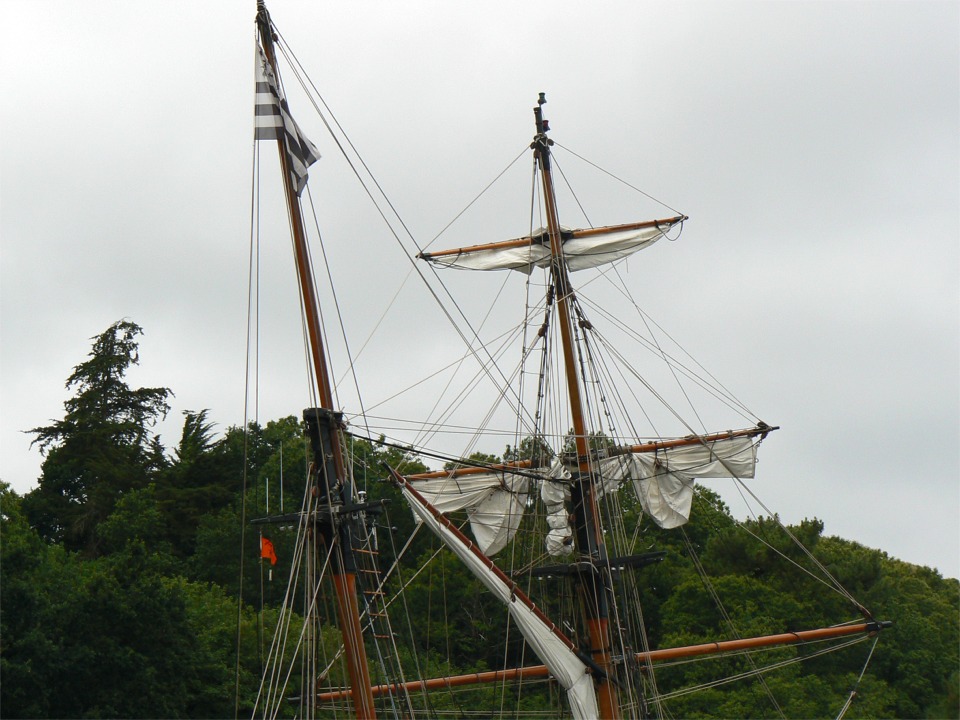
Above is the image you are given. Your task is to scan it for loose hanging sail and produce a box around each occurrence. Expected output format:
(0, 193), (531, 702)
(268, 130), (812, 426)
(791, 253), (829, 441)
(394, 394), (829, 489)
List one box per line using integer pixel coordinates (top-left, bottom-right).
(395, 471), (600, 720)
(595, 432), (761, 530)
(406, 468), (530, 555)
(407, 428), (768, 558)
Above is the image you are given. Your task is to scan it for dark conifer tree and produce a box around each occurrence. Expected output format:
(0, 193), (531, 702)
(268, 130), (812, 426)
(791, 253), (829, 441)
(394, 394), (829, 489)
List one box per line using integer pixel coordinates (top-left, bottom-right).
(23, 320), (170, 554)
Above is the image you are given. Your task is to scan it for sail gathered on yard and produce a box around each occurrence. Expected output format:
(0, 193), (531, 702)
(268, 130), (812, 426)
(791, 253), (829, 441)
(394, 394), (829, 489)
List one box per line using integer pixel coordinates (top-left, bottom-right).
(419, 218), (686, 273)
(409, 431), (762, 558)
(407, 470), (530, 555)
(595, 434), (758, 529)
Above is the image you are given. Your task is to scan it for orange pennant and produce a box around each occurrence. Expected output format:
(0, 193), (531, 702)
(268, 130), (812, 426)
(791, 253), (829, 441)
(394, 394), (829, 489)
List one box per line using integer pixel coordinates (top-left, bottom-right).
(260, 536), (277, 566)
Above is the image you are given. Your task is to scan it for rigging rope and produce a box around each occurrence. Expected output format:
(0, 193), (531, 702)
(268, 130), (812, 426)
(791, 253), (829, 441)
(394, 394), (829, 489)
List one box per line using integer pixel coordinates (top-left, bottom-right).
(680, 527), (787, 719)
(725, 480), (866, 611)
(235, 107), (262, 719)
(835, 634), (880, 720)
(274, 26), (543, 455)
(651, 635), (869, 703)
(553, 141), (685, 217)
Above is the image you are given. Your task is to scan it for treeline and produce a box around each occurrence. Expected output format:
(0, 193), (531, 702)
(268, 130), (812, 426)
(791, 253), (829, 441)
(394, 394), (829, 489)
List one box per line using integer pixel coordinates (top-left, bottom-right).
(1, 321), (957, 718)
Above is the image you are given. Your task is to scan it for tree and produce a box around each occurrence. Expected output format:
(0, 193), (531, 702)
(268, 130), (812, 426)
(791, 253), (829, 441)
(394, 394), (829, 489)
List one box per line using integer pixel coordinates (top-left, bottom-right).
(156, 409), (240, 558)
(22, 320), (170, 554)
(0, 481), (60, 716)
(2, 480), (268, 718)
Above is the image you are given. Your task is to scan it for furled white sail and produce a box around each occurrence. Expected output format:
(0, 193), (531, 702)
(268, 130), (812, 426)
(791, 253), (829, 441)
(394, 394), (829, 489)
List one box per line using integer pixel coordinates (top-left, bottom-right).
(414, 435), (757, 556)
(410, 473), (528, 556)
(419, 218), (685, 274)
(401, 484), (600, 720)
(540, 436), (758, 555)
(541, 459), (574, 556)
(603, 436), (757, 529)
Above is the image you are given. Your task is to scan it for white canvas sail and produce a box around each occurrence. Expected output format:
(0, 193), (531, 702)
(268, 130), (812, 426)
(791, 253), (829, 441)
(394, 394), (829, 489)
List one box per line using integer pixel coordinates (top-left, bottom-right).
(603, 435), (758, 529)
(414, 435), (757, 557)
(401, 483), (600, 720)
(420, 218), (685, 274)
(410, 473), (529, 555)
(541, 459), (574, 556)
(538, 435), (759, 556)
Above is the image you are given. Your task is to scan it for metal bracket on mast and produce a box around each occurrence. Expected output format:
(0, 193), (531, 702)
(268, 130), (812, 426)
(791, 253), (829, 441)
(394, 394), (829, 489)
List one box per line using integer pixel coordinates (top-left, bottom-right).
(303, 407), (344, 501)
(532, 92), (553, 151)
(302, 407), (367, 573)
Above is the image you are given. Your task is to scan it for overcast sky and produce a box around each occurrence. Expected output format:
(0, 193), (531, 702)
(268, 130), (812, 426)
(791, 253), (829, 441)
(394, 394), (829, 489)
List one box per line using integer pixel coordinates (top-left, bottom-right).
(1, 1), (957, 578)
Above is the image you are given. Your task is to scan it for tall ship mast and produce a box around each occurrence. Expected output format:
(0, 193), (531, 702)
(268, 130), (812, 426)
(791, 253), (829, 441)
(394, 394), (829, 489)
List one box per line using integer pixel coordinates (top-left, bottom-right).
(254, 2), (377, 715)
(246, 5), (890, 718)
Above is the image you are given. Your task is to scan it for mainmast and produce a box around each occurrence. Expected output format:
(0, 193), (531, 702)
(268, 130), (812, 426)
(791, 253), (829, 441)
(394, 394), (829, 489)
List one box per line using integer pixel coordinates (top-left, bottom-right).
(399, 93), (889, 717)
(255, 4), (377, 717)
(532, 93), (622, 719)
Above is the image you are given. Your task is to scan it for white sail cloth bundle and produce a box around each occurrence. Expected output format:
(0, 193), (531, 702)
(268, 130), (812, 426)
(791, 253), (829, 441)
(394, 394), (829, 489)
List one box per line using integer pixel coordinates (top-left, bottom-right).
(420, 222), (680, 274)
(544, 436), (758, 555)
(401, 484), (600, 720)
(607, 435), (758, 528)
(409, 473), (529, 556)
(410, 435), (757, 558)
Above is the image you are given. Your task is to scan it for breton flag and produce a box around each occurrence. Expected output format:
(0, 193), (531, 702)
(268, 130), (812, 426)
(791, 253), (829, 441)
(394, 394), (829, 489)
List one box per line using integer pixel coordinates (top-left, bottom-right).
(255, 47), (320, 196)
(260, 536), (278, 566)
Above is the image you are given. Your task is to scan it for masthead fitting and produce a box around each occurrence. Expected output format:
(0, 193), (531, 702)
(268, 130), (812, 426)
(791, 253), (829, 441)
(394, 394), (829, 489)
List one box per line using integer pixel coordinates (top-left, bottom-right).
(533, 94), (550, 137)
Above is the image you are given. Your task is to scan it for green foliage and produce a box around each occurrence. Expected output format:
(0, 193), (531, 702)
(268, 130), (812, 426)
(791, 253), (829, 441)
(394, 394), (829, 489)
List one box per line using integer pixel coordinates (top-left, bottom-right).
(859, 559), (960, 718)
(349, 434), (429, 567)
(643, 498), (958, 719)
(154, 410), (245, 558)
(2, 480), (242, 717)
(503, 435), (554, 465)
(0, 482), (56, 716)
(444, 450), (501, 471)
(96, 483), (177, 562)
(23, 320), (171, 554)
(5, 323), (959, 717)
(402, 545), (512, 669)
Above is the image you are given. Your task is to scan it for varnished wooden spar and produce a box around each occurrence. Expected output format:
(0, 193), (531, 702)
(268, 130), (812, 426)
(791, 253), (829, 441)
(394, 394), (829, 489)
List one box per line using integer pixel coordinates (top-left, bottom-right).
(404, 424), (778, 482)
(406, 458), (534, 480)
(386, 466), (584, 654)
(315, 621), (891, 702)
(418, 217), (686, 260)
(533, 93), (622, 719)
(617, 423), (778, 456)
(255, 3), (377, 717)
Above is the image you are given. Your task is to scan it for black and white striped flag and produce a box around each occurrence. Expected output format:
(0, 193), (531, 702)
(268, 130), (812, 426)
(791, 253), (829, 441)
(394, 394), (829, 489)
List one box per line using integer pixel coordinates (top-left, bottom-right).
(255, 47), (320, 196)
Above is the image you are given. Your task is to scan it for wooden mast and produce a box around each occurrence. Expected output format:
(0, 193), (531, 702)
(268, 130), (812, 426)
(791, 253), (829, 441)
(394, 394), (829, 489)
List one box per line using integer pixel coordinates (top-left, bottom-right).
(532, 93), (621, 718)
(255, 4), (377, 717)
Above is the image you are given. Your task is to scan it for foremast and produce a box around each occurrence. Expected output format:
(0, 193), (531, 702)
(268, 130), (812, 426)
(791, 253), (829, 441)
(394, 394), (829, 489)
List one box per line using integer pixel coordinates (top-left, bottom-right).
(532, 92), (622, 718)
(255, 4), (377, 717)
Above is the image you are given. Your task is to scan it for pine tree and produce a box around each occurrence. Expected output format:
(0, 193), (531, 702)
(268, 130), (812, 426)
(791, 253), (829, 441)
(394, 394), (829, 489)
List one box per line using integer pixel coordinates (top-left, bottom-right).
(23, 320), (170, 554)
